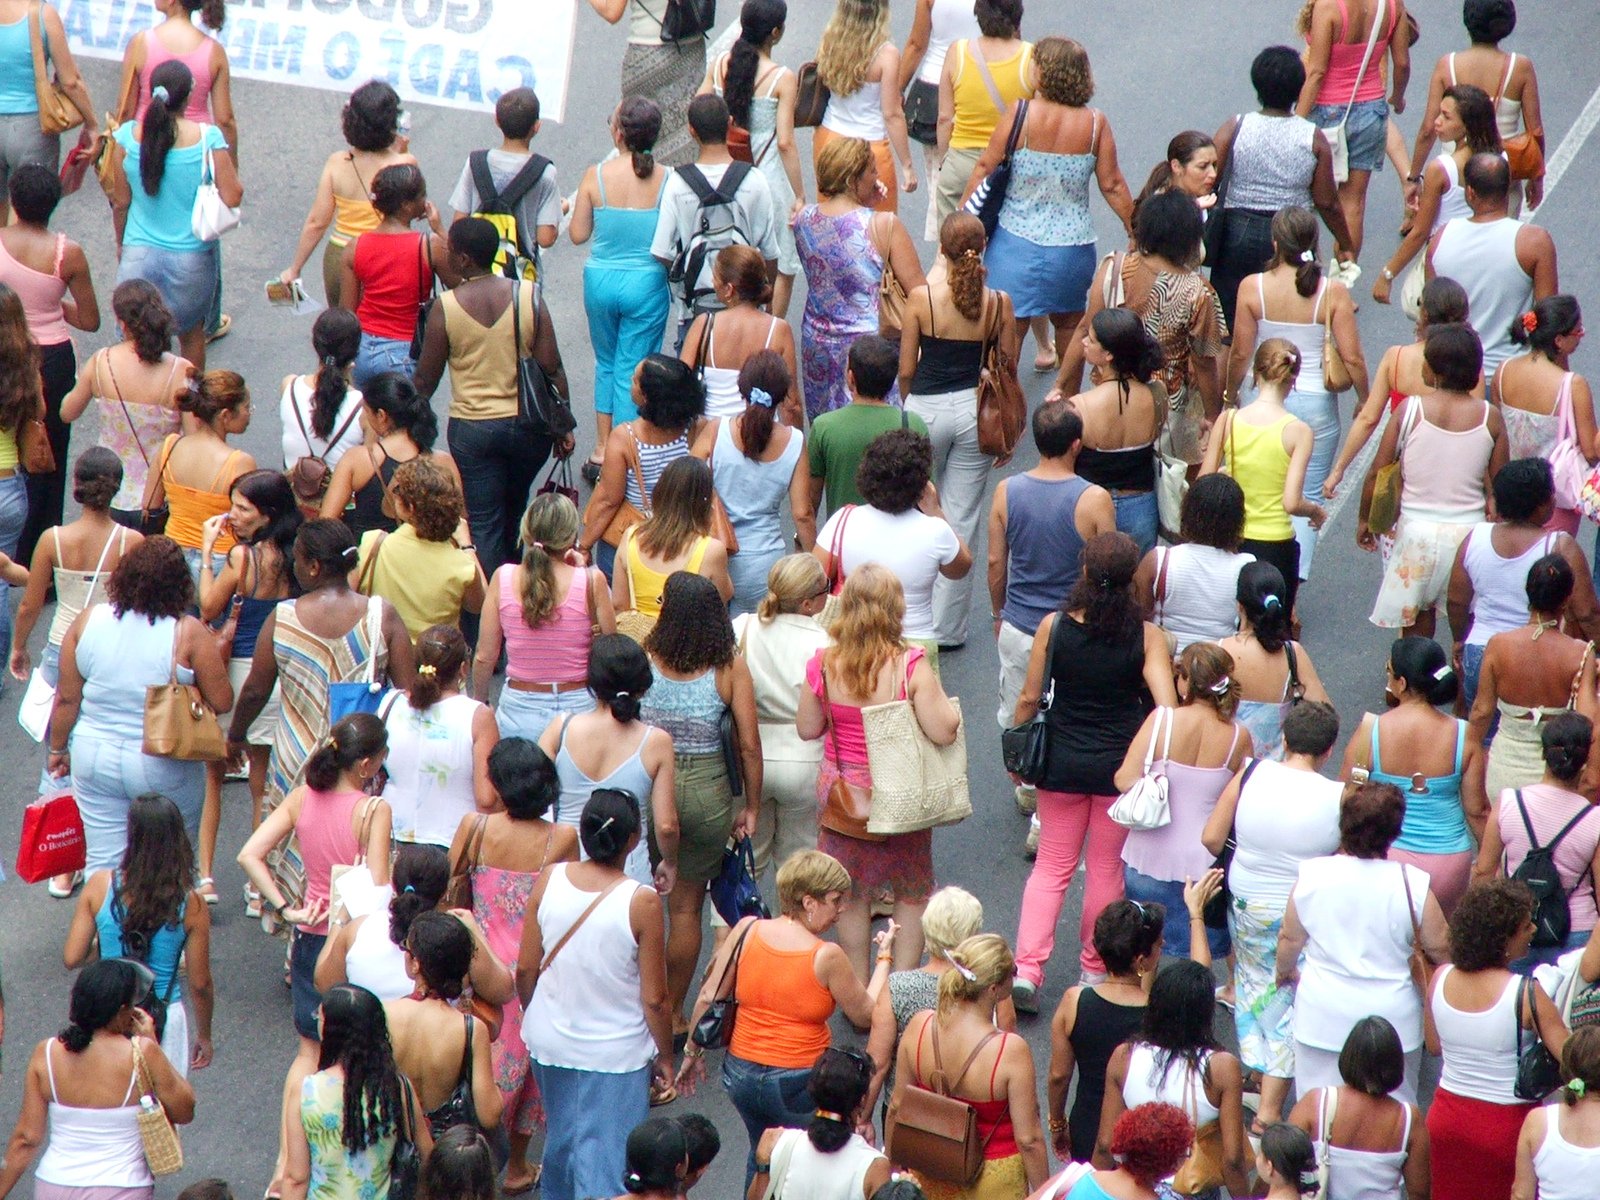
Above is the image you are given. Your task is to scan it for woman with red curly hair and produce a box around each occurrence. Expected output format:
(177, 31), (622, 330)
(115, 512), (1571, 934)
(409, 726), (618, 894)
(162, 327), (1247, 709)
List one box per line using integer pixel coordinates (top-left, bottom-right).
(1061, 1102), (1194, 1200)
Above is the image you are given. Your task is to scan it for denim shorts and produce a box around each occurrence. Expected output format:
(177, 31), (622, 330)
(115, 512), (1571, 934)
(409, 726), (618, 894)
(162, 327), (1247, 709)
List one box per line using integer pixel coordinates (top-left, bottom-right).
(1124, 864), (1232, 960)
(1113, 491), (1159, 558)
(117, 241), (219, 334)
(1310, 97), (1389, 174)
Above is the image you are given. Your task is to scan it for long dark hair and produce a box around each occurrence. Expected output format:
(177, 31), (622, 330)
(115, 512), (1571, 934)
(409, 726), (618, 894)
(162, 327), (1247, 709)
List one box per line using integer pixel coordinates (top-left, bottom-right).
(1140, 960), (1221, 1089)
(387, 844), (451, 948)
(308, 309), (361, 439)
(1064, 532), (1142, 643)
(115, 794), (194, 952)
(318, 984), (404, 1154)
(232, 470), (303, 593)
(364, 372), (438, 452)
(725, 0), (787, 127)
(0, 283), (41, 435)
(736, 350), (788, 459)
(61, 960), (147, 1052)
(140, 60), (195, 197)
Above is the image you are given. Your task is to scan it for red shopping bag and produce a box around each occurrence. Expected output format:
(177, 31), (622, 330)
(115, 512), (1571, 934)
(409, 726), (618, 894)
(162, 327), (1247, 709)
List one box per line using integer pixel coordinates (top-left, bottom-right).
(15, 792), (86, 883)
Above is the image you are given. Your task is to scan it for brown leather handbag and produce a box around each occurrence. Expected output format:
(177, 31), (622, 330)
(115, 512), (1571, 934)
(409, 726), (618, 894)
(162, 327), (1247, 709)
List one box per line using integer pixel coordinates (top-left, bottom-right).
(584, 425), (650, 548)
(885, 1017), (999, 1185)
(975, 292), (1026, 459)
(446, 813), (490, 910)
(819, 658), (887, 843)
(143, 628), (225, 763)
(18, 400), (55, 475)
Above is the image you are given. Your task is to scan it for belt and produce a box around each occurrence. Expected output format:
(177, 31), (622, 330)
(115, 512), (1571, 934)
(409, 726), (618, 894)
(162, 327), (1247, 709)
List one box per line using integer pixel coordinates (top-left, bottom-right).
(506, 678), (589, 693)
(0, 468), (17, 479)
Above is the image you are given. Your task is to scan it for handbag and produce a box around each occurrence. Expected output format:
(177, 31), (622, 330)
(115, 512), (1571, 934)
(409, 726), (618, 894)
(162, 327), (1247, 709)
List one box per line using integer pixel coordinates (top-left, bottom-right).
(512, 281), (577, 440)
(446, 813), (489, 910)
(863, 696), (970, 835)
(1367, 396), (1418, 537)
(885, 1020), (999, 1185)
(1398, 258), (1425, 320)
(817, 503), (857, 632)
(819, 657), (887, 843)
(288, 390), (364, 518)
(1203, 757), (1261, 930)
(1201, 116), (1241, 266)
(1515, 974), (1563, 1100)
(583, 425), (649, 548)
(964, 101), (1028, 239)
(709, 836), (770, 926)
(1311, 1086), (1339, 1200)
(1399, 862), (1438, 1054)
(691, 916), (756, 1049)
(869, 216), (907, 337)
(143, 627), (226, 762)
(329, 794), (383, 924)
(1001, 613), (1065, 784)
(1326, 0), (1387, 184)
(613, 528), (658, 644)
(904, 78), (940, 145)
(408, 235), (437, 361)
(1548, 373), (1590, 511)
(1170, 1068), (1225, 1195)
(28, 3), (82, 136)
(976, 290), (1027, 459)
(1322, 290), (1353, 392)
(537, 457), (580, 506)
(389, 1081), (421, 1200)
(131, 1038), (183, 1175)
(18, 666), (54, 742)
(424, 1014), (481, 1137)
(19, 401), (55, 475)
(794, 62), (829, 128)
(719, 703), (744, 798)
(327, 597), (392, 721)
(15, 791), (86, 883)
(1108, 706), (1173, 830)
(190, 135), (240, 242)
(1490, 55), (1545, 181)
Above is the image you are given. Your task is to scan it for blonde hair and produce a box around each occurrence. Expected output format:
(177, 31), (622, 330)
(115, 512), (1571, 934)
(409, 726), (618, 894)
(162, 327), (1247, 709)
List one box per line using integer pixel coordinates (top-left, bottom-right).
(776, 850), (851, 914)
(816, 135), (873, 198)
(1179, 642), (1241, 720)
(938, 934), (1016, 1012)
(923, 887), (984, 960)
(518, 492), (581, 628)
(1253, 337), (1302, 389)
(825, 564), (904, 696)
(816, 0), (890, 97)
(757, 553), (827, 622)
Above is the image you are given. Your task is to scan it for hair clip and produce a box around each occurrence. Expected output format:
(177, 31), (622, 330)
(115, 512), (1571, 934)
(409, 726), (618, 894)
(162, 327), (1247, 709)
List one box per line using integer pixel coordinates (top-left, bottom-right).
(417, 664), (437, 677)
(1208, 675), (1232, 694)
(952, 961), (978, 982)
(328, 737), (340, 752)
(961, 248), (980, 259)
(1570, 1078), (1588, 1097)
(341, 545), (360, 561)
(597, 815), (615, 833)
(1523, 311), (1539, 333)
(1298, 249), (1315, 264)
(814, 1109), (846, 1122)
(749, 387), (775, 409)
(614, 690), (631, 699)
(1261, 594), (1282, 610)
(323, 354), (339, 368)
(402, 884), (415, 894)
(152, 85), (171, 104)
(1432, 665), (1452, 681)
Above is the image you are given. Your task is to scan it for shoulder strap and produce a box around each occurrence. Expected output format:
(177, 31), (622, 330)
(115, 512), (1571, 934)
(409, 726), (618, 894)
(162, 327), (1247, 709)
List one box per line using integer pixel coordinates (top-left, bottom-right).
(290, 389), (317, 456)
(463, 812), (490, 870)
(931, 1024), (1000, 1096)
(539, 877), (629, 973)
(761, 1128), (802, 1200)
(456, 1011), (474, 1082)
(495, 154), (552, 212)
(1153, 546), (1171, 619)
(1342, 0), (1388, 119)
(966, 40), (1007, 117)
(469, 150), (498, 205)
(324, 398), (364, 454)
(1494, 53), (1516, 106)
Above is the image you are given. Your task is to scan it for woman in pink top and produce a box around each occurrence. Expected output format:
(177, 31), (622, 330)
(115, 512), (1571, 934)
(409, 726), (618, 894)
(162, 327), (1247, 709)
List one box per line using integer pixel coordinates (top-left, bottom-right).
(0, 164), (99, 559)
(1474, 711), (1600, 968)
(471, 492), (617, 741)
(115, 0), (236, 344)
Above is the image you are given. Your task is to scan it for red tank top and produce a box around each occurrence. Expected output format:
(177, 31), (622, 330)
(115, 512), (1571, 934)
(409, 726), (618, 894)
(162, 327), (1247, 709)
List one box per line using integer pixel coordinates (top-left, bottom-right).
(911, 1018), (1020, 1158)
(354, 232), (431, 341)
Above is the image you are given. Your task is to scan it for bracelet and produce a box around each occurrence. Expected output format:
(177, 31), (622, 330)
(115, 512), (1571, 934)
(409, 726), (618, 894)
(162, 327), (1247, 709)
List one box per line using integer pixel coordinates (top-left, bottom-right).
(1407, 174), (1423, 183)
(1190, 915), (1205, 924)
(876, 952), (894, 963)
(1381, 266), (1395, 282)
(684, 1046), (704, 1059)
(1048, 1118), (1067, 1134)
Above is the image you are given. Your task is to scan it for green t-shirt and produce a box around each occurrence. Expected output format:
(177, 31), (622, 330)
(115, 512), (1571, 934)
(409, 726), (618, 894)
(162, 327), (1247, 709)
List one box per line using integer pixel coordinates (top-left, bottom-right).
(807, 403), (929, 515)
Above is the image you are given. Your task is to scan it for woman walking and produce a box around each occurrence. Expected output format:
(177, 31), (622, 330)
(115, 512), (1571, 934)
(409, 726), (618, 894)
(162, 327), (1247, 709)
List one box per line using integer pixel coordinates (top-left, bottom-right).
(612, 456), (734, 621)
(0, 0), (97, 213)
(279, 309), (366, 504)
(354, 459), (484, 639)
(680, 247), (798, 423)
(1217, 563), (1330, 759)
(585, 0), (706, 167)
(812, 0), (917, 215)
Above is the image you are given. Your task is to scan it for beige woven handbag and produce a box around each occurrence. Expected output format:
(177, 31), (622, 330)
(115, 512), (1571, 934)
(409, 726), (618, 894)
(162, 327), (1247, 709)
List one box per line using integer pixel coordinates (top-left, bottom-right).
(131, 1039), (183, 1176)
(861, 697), (970, 835)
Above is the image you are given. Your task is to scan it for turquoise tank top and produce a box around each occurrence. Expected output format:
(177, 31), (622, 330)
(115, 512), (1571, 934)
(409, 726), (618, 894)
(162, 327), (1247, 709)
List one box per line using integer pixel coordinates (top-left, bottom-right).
(587, 167), (665, 273)
(1371, 718), (1474, 855)
(0, 17), (39, 115)
(95, 874), (187, 1003)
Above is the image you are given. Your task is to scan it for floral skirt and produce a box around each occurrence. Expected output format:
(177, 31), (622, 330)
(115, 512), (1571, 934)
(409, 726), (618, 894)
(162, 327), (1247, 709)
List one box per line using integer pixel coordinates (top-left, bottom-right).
(918, 1152), (1027, 1200)
(1229, 895), (1294, 1078)
(815, 755), (934, 906)
(1370, 515), (1475, 628)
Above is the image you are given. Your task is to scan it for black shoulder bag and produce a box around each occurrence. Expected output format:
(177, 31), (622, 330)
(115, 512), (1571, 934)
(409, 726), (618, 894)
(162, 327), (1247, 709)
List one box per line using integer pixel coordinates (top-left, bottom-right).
(1000, 611), (1064, 784)
(511, 281), (576, 440)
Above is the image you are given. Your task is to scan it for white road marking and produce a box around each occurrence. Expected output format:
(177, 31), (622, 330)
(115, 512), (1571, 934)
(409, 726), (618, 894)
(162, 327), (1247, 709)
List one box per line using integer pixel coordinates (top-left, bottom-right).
(1529, 75), (1600, 220)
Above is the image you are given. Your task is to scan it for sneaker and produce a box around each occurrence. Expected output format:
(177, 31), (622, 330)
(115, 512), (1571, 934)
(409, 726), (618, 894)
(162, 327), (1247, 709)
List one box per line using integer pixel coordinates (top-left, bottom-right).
(1012, 978), (1040, 1015)
(1024, 813), (1040, 858)
(1014, 785), (1037, 815)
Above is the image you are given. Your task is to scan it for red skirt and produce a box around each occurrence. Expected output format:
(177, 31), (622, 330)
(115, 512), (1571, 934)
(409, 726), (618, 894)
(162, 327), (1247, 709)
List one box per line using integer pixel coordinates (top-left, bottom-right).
(1425, 1086), (1533, 1200)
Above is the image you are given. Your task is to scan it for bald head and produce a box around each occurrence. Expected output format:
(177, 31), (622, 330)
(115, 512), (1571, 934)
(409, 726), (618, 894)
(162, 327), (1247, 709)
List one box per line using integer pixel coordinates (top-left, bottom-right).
(1463, 153), (1511, 210)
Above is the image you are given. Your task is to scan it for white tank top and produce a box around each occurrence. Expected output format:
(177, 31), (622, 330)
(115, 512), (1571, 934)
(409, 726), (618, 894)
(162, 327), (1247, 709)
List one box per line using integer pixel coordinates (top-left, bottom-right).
(1155, 544), (1257, 653)
(1533, 1106), (1600, 1200)
(1461, 523), (1557, 646)
(381, 693), (485, 847)
(344, 912), (415, 1002)
(1432, 156), (1474, 232)
(1448, 52), (1524, 141)
(1255, 277), (1327, 393)
(1432, 966), (1523, 1104)
(702, 314), (778, 419)
(1432, 216), (1534, 379)
(771, 1128), (884, 1200)
(824, 50), (891, 140)
(36, 1040), (150, 1189)
(1122, 1044), (1219, 1124)
(1318, 1089), (1413, 1200)
(917, 0), (982, 84)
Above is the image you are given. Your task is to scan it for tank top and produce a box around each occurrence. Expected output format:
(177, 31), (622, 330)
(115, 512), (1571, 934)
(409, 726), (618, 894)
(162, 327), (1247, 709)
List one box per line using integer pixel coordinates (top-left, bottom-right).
(627, 428), (690, 511)
(916, 0), (983, 85)
(701, 313), (778, 418)
(1533, 1106), (1600, 1200)
(36, 1042), (147, 1189)
(553, 720), (658, 886)
(1432, 155), (1473, 231)
(910, 300), (985, 395)
(1122, 719), (1244, 882)
(94, 874), (187, 1004)
(0, 233), (69, 344)
(908, 1020), (1020, 1158)
(1123, 1044), (1219, 1125)
(1432, 966), (1524, 1103)
(1256, 277), (1328, 393)
(949, 40), (1033, 150)
(231, 547), (282, 663)
(441, 284), (532, 422)
(47, 526), (125, 647)
(589, 166), (667, 272)
(768, 1128), (883, 1200)
(1502, 370), (1570, 463)
(1066, 990), (1146, 1160)
(1155, 544), (1256, 652)
(353, 232), (432, 341)
(1000, 474), (1092, 635)
(823, 50), (892, 140)
(712, 418), (804, 559)
(344, 911), (414, 1001)
(1370, 716), (1474, 854)
(1396, 396), (1494, 523)
(1041, 617), (1148, 796)
(345, 450), (405, 539)
(641, 666), (723, 755)
(1316, 0), (1397, 106)
(619, 528), (710, 616)
(383, 693), (484, 847)
(1227, 113), (1318, 212)
(1432, 217), (1534, 378)
(159, 436), (246, 553)
(0, 16), (36, 115)
(498, 563), (593, 685)
(135, 35), (215, 121)
(1461, 524), (1557, 646)
(728, 923), (835, 1067)
(1448, 52), (1525, 142)
(1320, 1089), (1413, 1200)
(1225, 411), (1296, 541)
(294, 788), (366, 935)
(1077, 444), (1156, 492)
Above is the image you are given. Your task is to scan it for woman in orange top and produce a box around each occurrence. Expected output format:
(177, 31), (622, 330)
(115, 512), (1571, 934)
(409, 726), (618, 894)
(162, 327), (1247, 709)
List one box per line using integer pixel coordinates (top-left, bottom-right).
(144, 369), (255, 586)
(677, 849), (897, 1185)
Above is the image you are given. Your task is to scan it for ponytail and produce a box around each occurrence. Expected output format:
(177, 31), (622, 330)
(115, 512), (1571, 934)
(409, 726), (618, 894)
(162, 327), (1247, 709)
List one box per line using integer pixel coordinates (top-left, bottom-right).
(140, 62), (195, 197)
(304, 713), (387, 791)
(408, 626), (467, 711)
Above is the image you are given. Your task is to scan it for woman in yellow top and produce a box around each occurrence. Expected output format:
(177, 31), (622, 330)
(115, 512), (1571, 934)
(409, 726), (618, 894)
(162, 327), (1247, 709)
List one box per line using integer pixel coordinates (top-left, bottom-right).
(355, 458), (484, 641)
(144, 369), (256, 584)
(277, 81), (418, 306)
(1200, 339), (1325, 616)
(935, 0), (1031, 229)
(613, 457), (733, 620)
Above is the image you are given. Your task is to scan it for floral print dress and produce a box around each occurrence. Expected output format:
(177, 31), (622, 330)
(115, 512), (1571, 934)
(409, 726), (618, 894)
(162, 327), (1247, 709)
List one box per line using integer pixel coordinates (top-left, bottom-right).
(794, 205), (892, 421)
(301, 1070), (396, 1200)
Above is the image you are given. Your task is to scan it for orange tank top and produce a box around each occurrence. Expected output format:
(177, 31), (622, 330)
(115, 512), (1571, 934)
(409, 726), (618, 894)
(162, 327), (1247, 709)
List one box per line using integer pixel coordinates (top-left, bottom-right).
(160, 435), (246, 553)
(728, 922), (836, 1068)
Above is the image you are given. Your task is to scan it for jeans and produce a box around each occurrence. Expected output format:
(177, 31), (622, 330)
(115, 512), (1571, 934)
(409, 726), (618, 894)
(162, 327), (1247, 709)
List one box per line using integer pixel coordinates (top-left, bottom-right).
(1309, 97), (1389, 174)
(1461, 642), (1497, 741)
(351, 333), (415, 390)
(535, 1062), (651, 1200)
(1124, 864), (1232, 960)
(721, 1053), (813, 1183)
(0, 473), (29, 681)
(1015, 790), (1129, 983)
(1209, 208), (1275, 334)
(494, 684), (595, 742)
(1113, 490), (1159, 558)
(21, 341), (75, 566)
(1285, 388), (1338, 579)
(447, 416), (554, 576)
(906, 386), (988, 645)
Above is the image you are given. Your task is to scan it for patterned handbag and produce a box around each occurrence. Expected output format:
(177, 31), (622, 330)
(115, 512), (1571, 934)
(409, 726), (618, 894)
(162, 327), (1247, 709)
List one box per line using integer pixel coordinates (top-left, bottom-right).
(862, 697), (970, 835)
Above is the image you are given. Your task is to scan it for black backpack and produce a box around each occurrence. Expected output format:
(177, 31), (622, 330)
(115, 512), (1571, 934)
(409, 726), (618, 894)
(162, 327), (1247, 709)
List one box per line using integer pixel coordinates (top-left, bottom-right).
(667, 162), (754, 313)
(467, 151), (551, 282)
(1511, 790), (1593, 948)
(640, 0), (716, 42)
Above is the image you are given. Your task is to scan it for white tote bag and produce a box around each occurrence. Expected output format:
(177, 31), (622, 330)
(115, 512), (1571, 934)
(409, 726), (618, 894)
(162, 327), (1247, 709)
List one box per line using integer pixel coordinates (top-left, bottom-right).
(1109, 705), (1173, 831)
(191, 136), (240, 242)
(1328, 0), (1388, 184)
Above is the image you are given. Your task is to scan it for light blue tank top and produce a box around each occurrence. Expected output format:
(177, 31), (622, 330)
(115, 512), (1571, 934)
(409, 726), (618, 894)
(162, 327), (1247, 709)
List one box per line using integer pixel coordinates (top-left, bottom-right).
(640, 667), (723, 755)
(553, 718), (658, 885)
(588, 167), (666, 273)
(0, 17), (38, 115)
(74, 607), (195, 744)
(710, 417), (803, 558)
(95, 874), (187, 1003)
(114, 123), (227, 253)
(1372, 718), (1474, 855)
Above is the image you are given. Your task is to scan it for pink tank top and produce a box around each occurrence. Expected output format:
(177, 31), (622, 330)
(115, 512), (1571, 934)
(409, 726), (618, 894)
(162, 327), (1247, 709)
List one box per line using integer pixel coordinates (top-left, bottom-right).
(134, 35), (216, 122)
(1317, 0), (1397, 106)
(1398, 397), (1494, 524)
(294, 788), (365, 934)
(499, 564), (593, 685)
(0, 235), (69, 344)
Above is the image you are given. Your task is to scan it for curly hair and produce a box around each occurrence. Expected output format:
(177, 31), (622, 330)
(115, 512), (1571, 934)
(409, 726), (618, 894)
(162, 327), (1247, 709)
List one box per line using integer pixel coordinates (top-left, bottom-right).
(1339, 781), (1405, 859)
(816, 0), (889, 96)
(342, 79), (403, 152)
(406, 910), (473, 1000)
(1180, 473), (1246, 549)
(940, 213), (987, 321)
(0, 284), (41, 434)
(106, 535), (194, 621)
(856, 428), (932, 514)
(115, 795), (194, 957)
(1449, 879), (1535, 971)
(371, 164), (426, 218)
(1111, 1103), (1195, 1188)
(112, 279), (176, 364)
(825, 563), (904, 695)
(1033, 36), (1093, 106)
(392, 458), (463, 542)
(638, 456), (715, 561)
(1064, 531), (1142, 644)
(645, 571), (735, 674)
(409, 625), (468, 710)
(318, 984), (404, 1154)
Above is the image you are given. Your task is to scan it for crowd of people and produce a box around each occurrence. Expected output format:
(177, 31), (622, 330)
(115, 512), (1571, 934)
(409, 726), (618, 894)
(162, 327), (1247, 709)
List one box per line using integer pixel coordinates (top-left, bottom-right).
(1, 0), (1599, 1199)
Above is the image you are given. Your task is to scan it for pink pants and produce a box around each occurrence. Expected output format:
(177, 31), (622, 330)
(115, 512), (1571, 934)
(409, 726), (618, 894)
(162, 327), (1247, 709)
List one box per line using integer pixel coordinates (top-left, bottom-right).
(1015, 790), (1129, 983)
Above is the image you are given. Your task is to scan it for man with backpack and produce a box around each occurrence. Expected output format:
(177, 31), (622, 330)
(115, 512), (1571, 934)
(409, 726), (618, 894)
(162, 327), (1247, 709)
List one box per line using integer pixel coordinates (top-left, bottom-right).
(651, 94), (779, 348)
(446, 87), (562, 283)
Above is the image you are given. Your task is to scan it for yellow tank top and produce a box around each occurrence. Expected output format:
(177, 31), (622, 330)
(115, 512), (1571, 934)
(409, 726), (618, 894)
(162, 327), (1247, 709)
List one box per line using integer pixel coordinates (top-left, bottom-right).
(0, 425), (19, 471)
(621, 529), (711, 616)
(331, 191), (382, 242)
(950, 40), (1035, 150)
(1224, 411), (1296, 542)
(440, 285), (533, 421)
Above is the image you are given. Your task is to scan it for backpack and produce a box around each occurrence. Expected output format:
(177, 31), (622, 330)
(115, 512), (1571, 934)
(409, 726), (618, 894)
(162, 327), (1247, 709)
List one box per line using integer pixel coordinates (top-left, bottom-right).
(638, 0), (716, 42)
(667, 162), (754, 313)
(468, 150), (551, 283)
(1511, 789), (1593, 949)
(287, 386), (364, 519)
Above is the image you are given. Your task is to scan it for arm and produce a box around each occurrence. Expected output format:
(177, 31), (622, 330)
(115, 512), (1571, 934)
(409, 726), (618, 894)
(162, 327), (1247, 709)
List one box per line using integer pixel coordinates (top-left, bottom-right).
(1296, 3), (1335, 116)
(1310, 134), (1356, 256)
(1472, 799), (1505, 883)
(227, 609), (280, 742)
(898, 0), (932, 89)
(313, 917), (356, 992)
(470, 703), (499, 810)
(1387, 1), (1411, 112)
(1460, 734), (1489, 846)
(181, 615), (234, 715)
(1004, 1039), (1049, 1192)
(183, 896), (215, 1069)
(40, 6), (97, 133)
(1198, 409), (1231, 476)
(59, 243), (98, 332)
(1009, 613), (1051, 726)
(282, 159), (337, 282)
(884, 215), (927, 296)
(382, 603), (417, 688)
(0, 1049), (48, 1199)
(198, 535), (243, 621)
(9, 532), (57, 679)
(1522, 62), (1547, 211)
(1445, 535), (1475, 651)
(1327, 348), (1396, 497)
(568, 165), (597, 245)
(877, 47), (917, 193)
(281, 1062), (313, 1200)
(1212, 1054), (1251, 1199)
(585, 0), (628, 21)
(108, 144), (131, 248)
(1275, 892), (1308, 987)
(1407, 59), (1448, 183)
(1201, 771), (1242, 857)
(1224, 281), (1260, 400)
(899, 289), (926, 398)
(469, 1012), (505, 1130)
(728, 660), (763, 836)
(469, 570), (502, 701)
(1092, 1043), (1131, 1169)
(935, 52), (955, 162)
(1377, 162), (1447, 301)
(987, 482), (1009, 635)
(1403, 1102), (1432, 1200)
(209, 145), (243, 209)
(237, 791), (322, 926)
(1329, 286), (1370, 397)
(578, 428), (630, 554)
(1560, 534), (1600, 642)
(62, 872), (106, 967)
(772, 73), (805, 205)
(909, 656), (961, 746)
(645, 732), (679, 896)
(411, 299), (449, 401)
(1046, 990), (1080, 1158)
(1112, 710), (1160, 794)
(513, 867), (553, 1006)
(1143, 623), (1180, 705)
(45, 614), (86, 777)
(1093, 116), (1135, 235)
(1282, 421), (1326, 526)
(787, 443), (816, 551)
(208, 43), (238, 156)
(1510, 1110), (1542, 1200)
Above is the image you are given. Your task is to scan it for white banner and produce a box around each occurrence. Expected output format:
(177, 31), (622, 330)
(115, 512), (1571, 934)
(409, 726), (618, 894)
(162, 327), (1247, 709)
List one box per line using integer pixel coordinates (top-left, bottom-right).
(58, 0), (579, 120)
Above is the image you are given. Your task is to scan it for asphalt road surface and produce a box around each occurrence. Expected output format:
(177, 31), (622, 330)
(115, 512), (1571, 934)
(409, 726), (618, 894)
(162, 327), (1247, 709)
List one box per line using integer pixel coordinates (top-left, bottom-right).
(2, 1), (1599, 1196)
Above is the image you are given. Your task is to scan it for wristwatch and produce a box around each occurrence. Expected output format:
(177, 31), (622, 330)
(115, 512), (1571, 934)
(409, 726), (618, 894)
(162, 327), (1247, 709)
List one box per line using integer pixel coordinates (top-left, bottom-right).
(1381, 267), (1395, 282)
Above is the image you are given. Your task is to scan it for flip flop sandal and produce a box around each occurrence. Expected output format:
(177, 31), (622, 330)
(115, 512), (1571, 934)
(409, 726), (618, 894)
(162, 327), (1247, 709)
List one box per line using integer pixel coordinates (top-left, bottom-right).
(649, 1081), (678, 1107)
(197, 877), (220, 905)
(502, 1167), (542, 1195)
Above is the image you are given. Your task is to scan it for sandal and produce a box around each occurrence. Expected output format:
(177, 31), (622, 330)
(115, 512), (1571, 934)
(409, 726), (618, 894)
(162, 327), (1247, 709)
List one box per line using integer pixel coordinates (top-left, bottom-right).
(244, 883), (262, 919)
(1032, 349), (1059, 373)
(198, 877), (220, 905)
(580, 458), (602, 486)
(206, 314), (233, 344)
(649, 1080), (678, 1107)
(47, 870), (82, 899)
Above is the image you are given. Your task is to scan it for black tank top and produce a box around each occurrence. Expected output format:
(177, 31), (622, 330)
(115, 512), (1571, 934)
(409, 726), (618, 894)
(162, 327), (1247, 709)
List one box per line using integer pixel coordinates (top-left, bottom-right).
(1077, 443), (1156, 492)
(1042, 615), (1151, 794)
(343, 451), (406, 539)
(909, 303), (984, 395)
(1067, 988), (1147, 1161)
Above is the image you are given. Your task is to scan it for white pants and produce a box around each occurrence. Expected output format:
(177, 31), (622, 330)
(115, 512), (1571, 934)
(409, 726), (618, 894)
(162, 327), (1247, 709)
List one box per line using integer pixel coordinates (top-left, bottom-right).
(161, 999), (190, 1079)
(752, 756), (821, 881)
(1294, 1038), (1420, 1107)
(907, 387), (990, 646)
(996, 620), (1036, 730)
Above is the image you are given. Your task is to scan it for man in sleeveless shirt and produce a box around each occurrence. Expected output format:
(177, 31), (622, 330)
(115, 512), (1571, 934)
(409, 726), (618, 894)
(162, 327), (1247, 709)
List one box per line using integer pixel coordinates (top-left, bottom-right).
(988, 402), (1114, 850)
(1428, 153), (1556, 383)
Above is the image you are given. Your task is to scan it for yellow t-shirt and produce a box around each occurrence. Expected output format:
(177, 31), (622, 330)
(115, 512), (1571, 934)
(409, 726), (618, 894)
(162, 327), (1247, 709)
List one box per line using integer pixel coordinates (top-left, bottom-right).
(357, 524), (478, 639)
(950, 40), (1035, 151)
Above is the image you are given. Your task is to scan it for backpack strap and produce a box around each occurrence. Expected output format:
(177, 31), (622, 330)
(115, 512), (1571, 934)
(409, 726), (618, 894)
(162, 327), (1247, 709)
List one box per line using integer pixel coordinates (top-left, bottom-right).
(469, 150), (499, 207)
(496, 153), (552, 213)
